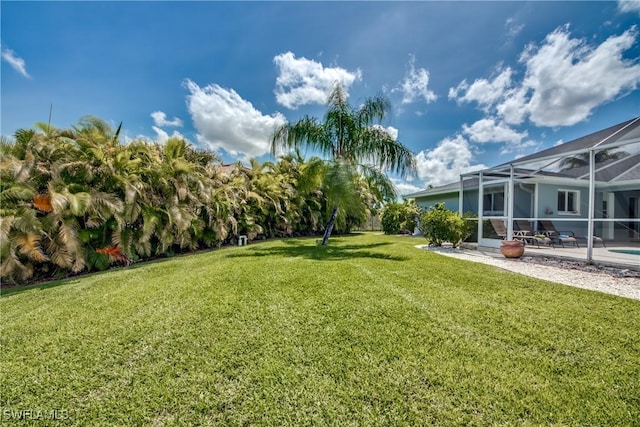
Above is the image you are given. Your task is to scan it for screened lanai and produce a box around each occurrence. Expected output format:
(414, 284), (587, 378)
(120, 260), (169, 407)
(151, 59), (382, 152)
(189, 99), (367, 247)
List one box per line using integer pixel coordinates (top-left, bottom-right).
(459, 116), (640, 264)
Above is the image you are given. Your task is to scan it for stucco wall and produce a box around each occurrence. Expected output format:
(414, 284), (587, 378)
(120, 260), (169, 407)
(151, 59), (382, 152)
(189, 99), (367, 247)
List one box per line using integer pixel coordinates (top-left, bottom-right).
(415, 194), (460, 212)
(414, 190), (482, 214)
(536, 183), (589, 218)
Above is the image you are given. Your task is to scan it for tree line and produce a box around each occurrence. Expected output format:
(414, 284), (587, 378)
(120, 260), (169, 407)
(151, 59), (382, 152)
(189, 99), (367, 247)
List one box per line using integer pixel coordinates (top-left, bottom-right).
(0, 117), (384, 284)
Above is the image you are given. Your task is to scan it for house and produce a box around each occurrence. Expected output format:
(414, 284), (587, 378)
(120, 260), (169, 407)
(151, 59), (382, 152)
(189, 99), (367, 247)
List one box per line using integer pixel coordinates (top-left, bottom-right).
(404, 116), (640, 262)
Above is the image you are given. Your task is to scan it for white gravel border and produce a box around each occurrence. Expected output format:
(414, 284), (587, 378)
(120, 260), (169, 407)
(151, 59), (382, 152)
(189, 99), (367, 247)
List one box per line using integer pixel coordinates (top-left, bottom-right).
(416, 245), (640, 301)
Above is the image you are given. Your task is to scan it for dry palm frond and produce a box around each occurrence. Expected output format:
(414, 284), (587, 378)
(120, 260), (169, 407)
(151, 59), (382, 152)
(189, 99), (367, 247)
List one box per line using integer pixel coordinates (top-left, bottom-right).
(58, 222), (80, 254)
(33, 193), (53, 212)
(0, 216), (15, 243)
(16, 232), (49, 262)
(95, 245), (130, 265)
(49, 190), (68, 214)
(134, 240), (152, 257)
(46, 239), (73, 269)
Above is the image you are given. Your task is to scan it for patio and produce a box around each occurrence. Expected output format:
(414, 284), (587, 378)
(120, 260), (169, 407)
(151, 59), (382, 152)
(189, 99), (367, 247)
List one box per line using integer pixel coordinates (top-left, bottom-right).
(407, 117), (640, 268)
(461, 241), (640, 270)
(460, 117), (640, 267)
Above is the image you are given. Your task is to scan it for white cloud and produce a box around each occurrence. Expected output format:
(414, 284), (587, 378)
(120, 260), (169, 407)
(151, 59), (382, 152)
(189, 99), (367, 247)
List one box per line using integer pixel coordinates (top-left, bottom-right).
(462, 117), (528, 144)
(371, 124), (399, 140)
(449, 25), (640, 127)
(520, 25), (640, 126)
(184, 79), (286, 159)
(392, 178), (424, 196)
(1, 46), (30, 78)
(398, 55), (437, 104)
(505, 17), (524, 41)
(273, 51), (362, 109)
(448, 68), (513, 110)
(151, 111), (183, 127)
(495, 86), (529, 125)
(152, 126), (188, 144)
(499, 139), (539, 156)
(414, 135), (486, 186)
(618, 0), (640, 15)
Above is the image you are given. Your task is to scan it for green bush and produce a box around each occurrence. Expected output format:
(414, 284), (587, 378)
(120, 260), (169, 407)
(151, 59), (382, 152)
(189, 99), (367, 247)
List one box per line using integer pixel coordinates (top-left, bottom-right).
(420, 202), (471, 246)
(462, 212), (479, 242)
(381, 200), (420, 234)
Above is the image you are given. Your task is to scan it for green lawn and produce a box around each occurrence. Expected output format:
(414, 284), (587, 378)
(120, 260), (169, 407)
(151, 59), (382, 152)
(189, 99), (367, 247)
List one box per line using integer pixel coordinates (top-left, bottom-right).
(1, 233), (639, 426)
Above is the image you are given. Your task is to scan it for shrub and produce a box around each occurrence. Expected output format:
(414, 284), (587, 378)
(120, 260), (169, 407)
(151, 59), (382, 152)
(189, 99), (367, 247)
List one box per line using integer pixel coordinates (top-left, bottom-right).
(420, 202), (471, 246)
(381, 200), (420, 235)
(462, 212), (479, 242)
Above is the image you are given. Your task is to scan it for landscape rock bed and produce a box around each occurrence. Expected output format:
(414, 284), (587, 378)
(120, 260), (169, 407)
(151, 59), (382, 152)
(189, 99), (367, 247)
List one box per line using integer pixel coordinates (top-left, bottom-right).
(418, 245), (640, 300)
(516, 255), (640, 279)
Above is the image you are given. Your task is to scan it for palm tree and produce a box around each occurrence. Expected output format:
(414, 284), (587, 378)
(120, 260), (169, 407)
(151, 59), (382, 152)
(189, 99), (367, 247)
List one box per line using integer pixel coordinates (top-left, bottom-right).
(273, 152), (325, 236)
(271, 83), (415, 245)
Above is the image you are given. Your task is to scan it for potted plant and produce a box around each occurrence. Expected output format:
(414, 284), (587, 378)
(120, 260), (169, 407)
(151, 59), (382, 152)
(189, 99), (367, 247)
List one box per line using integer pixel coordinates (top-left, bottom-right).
(500, 240), (525, 258)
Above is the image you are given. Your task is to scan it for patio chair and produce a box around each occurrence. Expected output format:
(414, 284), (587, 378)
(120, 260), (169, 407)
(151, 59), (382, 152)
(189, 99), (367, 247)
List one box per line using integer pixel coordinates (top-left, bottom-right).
(537, 220), (579, 248)
(538, 220), (606, 248)
(515, 220), (534, 233)
(489, 219), (507, 239)
(515, 220), (553, 248)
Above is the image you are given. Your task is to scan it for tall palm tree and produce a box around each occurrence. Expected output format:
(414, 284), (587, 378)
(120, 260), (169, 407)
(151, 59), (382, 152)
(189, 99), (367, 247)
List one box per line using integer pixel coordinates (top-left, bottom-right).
(270, 83), (415, 245)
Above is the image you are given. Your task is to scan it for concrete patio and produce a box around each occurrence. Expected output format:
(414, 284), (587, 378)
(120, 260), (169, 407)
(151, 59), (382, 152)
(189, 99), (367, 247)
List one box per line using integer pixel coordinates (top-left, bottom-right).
(460, 241), (640, 271)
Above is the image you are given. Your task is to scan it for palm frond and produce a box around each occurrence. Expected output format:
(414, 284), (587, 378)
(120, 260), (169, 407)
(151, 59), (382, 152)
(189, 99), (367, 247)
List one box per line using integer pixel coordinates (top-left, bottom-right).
(95, 245), (130, 265)
(90, 191), (124, 221)
(33, 193), (54, 212)
(67, 191), (91, 216)
(16, 232), (49, 262)
(358, 164), (398, 203)
(49, 188), (69, 214)
(1, 184), (36, 206)
(12, 208), (42, 234)
(271, 117), (329, 157)
(46, 237), (73, 269)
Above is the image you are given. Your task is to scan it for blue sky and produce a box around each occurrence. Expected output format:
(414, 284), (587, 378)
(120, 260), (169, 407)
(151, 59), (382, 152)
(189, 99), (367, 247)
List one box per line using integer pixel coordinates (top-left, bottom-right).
(2, 1), (639, 194)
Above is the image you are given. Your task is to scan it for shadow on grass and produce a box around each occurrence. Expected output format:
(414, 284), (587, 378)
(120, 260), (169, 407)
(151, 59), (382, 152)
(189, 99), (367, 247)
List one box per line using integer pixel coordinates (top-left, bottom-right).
(0, 253), (182, 298)
(226, 239), (408, 262)
(1, 236), (402, 296)
(1, 276), (88, 298)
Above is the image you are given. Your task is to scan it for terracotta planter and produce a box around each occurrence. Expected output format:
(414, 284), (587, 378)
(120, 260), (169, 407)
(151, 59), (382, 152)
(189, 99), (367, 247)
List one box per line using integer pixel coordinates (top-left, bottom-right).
(500, 240), (524, 258)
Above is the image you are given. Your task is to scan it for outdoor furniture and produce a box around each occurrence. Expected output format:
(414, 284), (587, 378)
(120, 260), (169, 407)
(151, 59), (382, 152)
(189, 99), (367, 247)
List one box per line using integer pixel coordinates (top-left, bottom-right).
(514, 220), (554, 248)
(515, 220), (534, 234)
(538, 220), (606, 248)
(538, 220), (579, 248)
(489, 219), (553, 248)
(517, 231), (554, 248)
(489, 219), (507, 239)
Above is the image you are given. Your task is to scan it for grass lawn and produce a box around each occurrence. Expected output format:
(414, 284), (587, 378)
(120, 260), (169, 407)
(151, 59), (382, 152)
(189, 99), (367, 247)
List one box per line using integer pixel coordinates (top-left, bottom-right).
(1, 233), (639, 425)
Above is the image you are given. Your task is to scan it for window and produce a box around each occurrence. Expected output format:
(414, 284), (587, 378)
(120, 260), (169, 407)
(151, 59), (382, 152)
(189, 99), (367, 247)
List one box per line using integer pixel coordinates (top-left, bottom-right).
(557, 190), (579, 214)
(483, 191), (504, 215)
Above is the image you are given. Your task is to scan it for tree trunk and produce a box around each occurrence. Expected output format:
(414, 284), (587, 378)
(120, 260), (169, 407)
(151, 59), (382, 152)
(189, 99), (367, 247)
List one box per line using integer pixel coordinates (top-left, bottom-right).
(321, 205), (338, 246)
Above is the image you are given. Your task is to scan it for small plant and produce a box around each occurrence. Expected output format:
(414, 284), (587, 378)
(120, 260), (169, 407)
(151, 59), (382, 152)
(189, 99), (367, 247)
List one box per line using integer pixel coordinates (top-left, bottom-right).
(380, 200), (420, 235)
(420, 202), (471, 247)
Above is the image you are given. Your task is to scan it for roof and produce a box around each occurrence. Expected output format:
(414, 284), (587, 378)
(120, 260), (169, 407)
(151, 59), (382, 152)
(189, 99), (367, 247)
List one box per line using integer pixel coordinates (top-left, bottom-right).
(404, 116), (640, 199)
(403, 181), (462, 198)
(494, 116), (640, 168)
